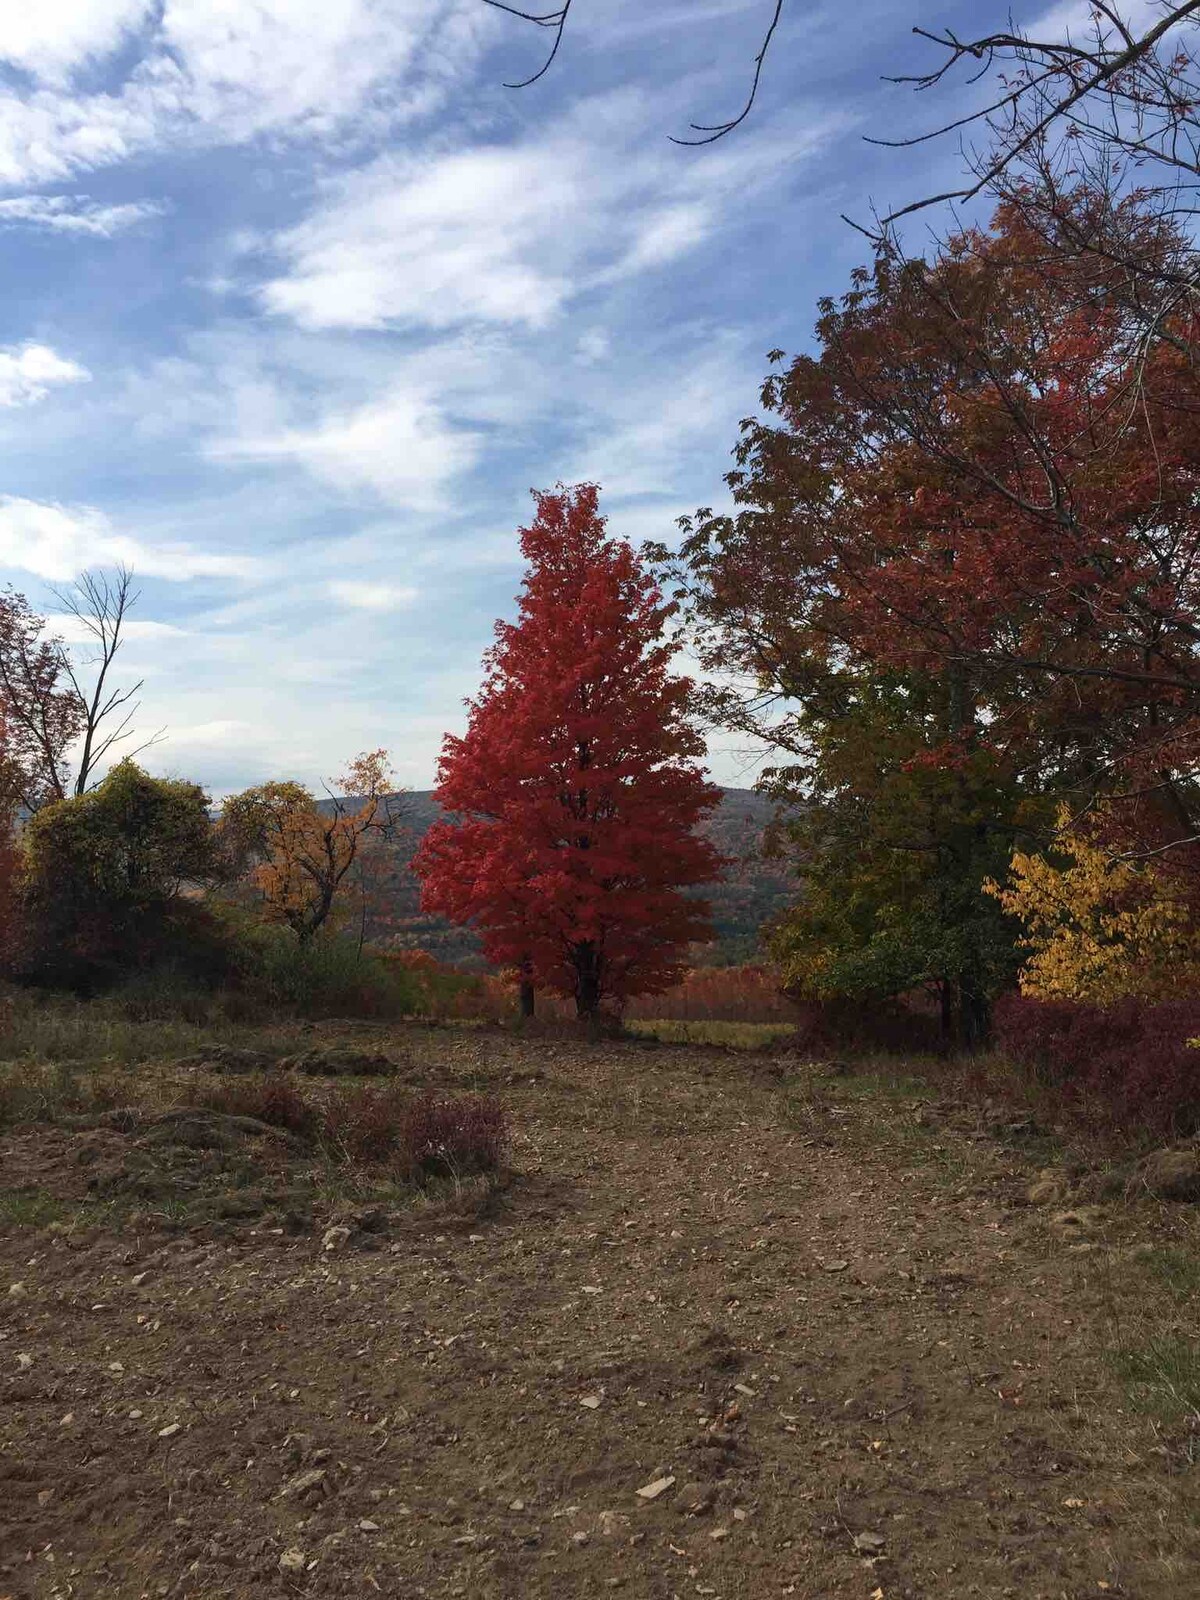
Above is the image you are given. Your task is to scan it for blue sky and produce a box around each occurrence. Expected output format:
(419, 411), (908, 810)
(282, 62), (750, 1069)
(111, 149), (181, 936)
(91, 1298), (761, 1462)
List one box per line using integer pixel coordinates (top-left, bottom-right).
(0, 0), (1055, 796)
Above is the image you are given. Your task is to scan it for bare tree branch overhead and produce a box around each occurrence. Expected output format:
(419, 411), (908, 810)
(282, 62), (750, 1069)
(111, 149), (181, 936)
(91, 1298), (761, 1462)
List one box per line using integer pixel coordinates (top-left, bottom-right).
(484, 0), (789, 142)
(874, 3), (1200, 229)
(49, 565), (165, 797)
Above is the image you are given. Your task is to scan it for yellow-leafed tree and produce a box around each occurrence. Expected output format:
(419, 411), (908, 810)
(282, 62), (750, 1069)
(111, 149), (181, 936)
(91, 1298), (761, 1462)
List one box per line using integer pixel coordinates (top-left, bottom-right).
(221, 750), (398, 944)
(986, 807), (1200, 1002)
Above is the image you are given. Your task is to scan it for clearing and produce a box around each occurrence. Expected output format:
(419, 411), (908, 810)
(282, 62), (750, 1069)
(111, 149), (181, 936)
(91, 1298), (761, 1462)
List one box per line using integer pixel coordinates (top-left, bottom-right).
(2, 1022), (1199, 1598)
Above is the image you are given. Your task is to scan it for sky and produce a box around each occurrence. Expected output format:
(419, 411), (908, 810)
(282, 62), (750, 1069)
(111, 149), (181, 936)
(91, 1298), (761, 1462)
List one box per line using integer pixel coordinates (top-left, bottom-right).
(0, 0), (1056, 797)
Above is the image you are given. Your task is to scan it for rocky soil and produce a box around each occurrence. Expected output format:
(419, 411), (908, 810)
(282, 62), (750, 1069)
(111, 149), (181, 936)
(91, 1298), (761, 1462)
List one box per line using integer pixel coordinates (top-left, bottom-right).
(2, 1027), (1199, 1598)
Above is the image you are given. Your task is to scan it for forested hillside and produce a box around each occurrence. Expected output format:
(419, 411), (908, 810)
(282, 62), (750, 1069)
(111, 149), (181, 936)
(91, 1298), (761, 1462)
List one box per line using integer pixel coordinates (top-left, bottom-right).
(335, 787), (793, 968)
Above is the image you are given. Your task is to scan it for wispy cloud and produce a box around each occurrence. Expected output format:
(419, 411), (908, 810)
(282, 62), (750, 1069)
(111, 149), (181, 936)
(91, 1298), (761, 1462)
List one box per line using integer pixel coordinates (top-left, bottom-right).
(260, 93), (829, 332)
(329, 579), (419, 611)
(0, 193), (164, 235)
(0, 343), (89, 407)
(0, 1), (491, 187)
(209, 383), (481, 510)
(0, 496), (263, 582)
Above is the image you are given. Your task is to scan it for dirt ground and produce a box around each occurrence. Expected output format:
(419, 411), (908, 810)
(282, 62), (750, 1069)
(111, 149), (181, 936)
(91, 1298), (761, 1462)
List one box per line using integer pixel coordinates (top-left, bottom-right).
(2, 1025), (1199, 1599)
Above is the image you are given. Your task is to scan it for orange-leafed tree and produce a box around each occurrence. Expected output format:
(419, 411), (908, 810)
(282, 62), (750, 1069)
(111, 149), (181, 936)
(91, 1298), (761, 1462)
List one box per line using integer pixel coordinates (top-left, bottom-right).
(413, 484), (725, 1020)
(222, 750), (399, 944)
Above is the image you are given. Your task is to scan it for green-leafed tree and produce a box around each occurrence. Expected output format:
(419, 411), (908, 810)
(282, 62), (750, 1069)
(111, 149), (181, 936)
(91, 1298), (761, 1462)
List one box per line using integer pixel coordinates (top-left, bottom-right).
(17, 760), (218, 988)
(764, 669), (1039, 1046)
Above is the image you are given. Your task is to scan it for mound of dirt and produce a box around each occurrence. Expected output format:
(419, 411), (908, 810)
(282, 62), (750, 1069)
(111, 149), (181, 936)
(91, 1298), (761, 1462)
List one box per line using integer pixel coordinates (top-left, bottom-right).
(83, 1107), (315, 1227)
(175, 1044), (280, 1074)
(277, 1047), (404, 1077)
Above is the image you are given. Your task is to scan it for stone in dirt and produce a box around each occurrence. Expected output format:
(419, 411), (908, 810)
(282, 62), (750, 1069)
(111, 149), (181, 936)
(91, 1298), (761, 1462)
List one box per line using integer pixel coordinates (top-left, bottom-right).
(854, 1530), (886, 1554)
(322, 1225), (353, 1252)
(278, 1548), (307, 1574)
(1138, 1147), (1200, 1201)
(281, 1468), (327, 1500)
(635, 1475), (675, 1500)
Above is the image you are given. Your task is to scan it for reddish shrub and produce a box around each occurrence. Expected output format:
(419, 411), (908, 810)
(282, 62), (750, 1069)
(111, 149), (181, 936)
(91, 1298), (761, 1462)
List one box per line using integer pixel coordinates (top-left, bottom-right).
(184, 1075), (321, 1137)
(320, 1081), (413, 1164)
(994, 994), (1200, 1136)
(396, 1091), (508, 1179)
(187, 1075), (509, 1179)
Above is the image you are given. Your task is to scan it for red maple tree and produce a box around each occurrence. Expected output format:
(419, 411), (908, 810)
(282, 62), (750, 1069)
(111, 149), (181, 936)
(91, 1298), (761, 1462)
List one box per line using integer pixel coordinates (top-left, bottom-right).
(414, 484), (725, 1018)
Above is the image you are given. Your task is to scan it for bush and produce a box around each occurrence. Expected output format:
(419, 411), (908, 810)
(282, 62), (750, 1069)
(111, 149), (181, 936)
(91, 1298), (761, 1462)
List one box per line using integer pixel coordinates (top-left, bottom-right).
(788, 996), (948, 1057)
(230, 925), (423, 1019)
(185, 1076), (508, 1181)
(994, 994), (1200, 1136)
(322, 1083), (508, 1178)
(183, 1074), (320, 1137)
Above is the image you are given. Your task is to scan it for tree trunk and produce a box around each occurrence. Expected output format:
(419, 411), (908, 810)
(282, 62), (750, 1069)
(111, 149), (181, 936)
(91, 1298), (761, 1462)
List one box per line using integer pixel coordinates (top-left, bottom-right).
(573, 941), (601, 1020)
(518, 960), (535, 1019)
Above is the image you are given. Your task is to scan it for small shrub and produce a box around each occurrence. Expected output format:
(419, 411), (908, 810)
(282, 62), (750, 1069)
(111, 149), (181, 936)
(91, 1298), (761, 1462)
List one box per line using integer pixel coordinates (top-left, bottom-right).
(184, 1075), (321, 1137)
(320, 1081), (413, 1164)
(233, 927), (423, 1019)
(395, 1091), (508, 1179)
(995, 993), (1200, 1136)
(185, 1076), (509, 1182)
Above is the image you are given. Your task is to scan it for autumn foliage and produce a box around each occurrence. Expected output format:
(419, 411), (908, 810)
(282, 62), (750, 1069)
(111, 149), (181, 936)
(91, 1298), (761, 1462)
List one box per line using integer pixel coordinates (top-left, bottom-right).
(221, 751), (398, 944)
(415, 485), (725, 1017)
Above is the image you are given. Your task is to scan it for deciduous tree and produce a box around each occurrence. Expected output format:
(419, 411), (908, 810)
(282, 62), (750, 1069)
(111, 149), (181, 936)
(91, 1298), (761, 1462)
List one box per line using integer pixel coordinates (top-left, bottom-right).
(414, 484), (725, 1019)
(18, 760), (218, 987)
(221, 751), (399, 944)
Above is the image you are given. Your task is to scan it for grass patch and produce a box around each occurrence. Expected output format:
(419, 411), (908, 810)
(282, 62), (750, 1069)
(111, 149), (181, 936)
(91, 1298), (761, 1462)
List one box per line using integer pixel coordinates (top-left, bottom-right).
(1136, 1246), (1200, 1303)
(625, 1018), (798, 1049)
(1110, 1334), (1200, 1424)
(0, 1188), (70, 1228)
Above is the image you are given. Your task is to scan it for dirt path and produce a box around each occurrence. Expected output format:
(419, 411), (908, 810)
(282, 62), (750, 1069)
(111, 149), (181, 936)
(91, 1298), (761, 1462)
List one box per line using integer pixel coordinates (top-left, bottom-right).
(2, 1029), (1198, 1598)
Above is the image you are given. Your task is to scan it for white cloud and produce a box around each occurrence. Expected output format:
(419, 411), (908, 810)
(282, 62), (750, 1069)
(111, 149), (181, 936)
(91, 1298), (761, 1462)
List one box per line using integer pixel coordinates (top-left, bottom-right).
(210, 385), (480, 509)
(0, 496), (261, 582)
(50, 612), (188, 643)
(2, 1), (155, 82)
(260, 96), (824, 332)
(0, 1), (489, 187)
(0, 343), (90, 407)
(329, 579), (419, 611)
(0, 193), (164, 235)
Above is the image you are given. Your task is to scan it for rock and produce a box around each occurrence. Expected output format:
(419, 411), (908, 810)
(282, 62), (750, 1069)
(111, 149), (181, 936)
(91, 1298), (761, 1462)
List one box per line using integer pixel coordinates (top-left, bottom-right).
(579, 1394), (602, 1409)
(278, 1548), (307, 1574)
(358, 1519), (380, 1533)
(634, 1475), (675, 1501)
(822, 1260), (849, 1273)
(322, 1225), (352, 1253)
(281, 1468), (327, 1501)
(158, 1422), (181, 1438)
(853, 1530), (886, 1554)
(15, 1352), (33, 1370)
(8, 1281), (27, 1300)
(1139, 1147), (1200, 1201)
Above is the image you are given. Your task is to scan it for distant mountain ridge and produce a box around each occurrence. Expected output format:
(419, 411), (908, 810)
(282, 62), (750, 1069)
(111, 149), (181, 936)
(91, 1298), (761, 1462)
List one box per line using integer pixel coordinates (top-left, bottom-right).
(326, 786), (795, 968)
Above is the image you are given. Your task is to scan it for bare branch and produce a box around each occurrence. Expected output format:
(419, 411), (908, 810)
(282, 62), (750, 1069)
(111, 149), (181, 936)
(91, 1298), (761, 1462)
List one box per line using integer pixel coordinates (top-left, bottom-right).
(483, 0), (574, 89)
(670, 0), (786, 146)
